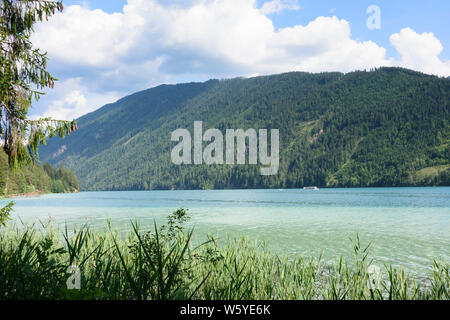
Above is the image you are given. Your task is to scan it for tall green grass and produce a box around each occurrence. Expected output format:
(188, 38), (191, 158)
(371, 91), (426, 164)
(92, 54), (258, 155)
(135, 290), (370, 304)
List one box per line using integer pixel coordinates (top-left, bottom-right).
(0, 208), (448, 300)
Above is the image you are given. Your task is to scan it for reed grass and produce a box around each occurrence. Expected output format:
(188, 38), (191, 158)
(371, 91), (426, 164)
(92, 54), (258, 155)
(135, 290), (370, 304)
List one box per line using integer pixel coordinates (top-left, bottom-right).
(0, 208), (448, 300)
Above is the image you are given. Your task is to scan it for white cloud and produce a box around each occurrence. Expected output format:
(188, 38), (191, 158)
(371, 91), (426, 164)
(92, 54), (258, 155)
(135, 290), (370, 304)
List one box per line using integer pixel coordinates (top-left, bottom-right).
(33, 78), (121, 120)
(46, 90), (88, 120)
(267, 16), (390, 73)
(30, 0), (450, 120)
(390, 28), (450, 77)
(33, 0), (389, 73)
(32, 4), (144, 67)
(260, 0), (301, 15)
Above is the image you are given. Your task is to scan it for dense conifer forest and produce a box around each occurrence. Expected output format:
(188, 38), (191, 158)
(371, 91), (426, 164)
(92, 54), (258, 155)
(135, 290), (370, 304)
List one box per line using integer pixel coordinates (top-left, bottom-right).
(0, 151), (79, 196)
(39, 67), (449, 190)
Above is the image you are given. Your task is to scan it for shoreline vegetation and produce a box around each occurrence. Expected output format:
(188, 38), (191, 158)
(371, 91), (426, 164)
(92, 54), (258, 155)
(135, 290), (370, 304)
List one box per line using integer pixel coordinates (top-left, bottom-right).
(0, 151), (79, 198)
(0, 209), (448, 300)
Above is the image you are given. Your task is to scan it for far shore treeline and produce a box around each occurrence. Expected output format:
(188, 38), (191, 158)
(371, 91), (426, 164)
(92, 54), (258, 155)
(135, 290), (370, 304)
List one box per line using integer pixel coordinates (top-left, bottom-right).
(0, 151), (79, 197)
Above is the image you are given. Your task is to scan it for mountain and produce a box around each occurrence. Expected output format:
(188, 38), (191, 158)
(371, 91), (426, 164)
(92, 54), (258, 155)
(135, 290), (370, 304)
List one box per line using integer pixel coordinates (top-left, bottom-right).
(0, 151), (79, 196)
(38, 67), (450, 190)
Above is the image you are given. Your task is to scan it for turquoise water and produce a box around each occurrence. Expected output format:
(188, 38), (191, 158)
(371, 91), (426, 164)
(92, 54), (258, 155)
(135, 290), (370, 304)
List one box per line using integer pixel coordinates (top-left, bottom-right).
(2, 187), (449, 276)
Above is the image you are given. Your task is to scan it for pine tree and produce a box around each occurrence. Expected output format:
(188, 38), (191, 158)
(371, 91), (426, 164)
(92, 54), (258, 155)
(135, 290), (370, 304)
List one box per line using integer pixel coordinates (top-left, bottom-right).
(1, 0), (77, 168)
(1, 0), (77, 222)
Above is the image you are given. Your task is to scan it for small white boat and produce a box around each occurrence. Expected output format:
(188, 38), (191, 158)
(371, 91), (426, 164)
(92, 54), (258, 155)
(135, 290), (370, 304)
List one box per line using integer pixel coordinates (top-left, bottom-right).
(303, 186), (319, 190)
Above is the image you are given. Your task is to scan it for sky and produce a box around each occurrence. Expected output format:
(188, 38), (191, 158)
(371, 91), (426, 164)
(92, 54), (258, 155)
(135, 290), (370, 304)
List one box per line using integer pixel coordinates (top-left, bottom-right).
(29, 0), (450, 120)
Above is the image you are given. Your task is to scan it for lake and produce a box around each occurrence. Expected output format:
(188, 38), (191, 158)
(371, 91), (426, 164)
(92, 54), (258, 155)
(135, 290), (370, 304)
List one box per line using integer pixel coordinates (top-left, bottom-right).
(2, 187), (449, 277)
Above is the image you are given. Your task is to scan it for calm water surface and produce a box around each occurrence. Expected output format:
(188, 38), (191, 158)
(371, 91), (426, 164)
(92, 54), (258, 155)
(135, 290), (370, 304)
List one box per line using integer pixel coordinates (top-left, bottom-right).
(2, 187), (449, 276)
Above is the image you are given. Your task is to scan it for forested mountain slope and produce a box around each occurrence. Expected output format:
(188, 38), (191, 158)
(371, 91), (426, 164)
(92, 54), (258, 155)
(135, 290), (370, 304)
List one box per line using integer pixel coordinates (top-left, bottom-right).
(39, 68), (450, 190)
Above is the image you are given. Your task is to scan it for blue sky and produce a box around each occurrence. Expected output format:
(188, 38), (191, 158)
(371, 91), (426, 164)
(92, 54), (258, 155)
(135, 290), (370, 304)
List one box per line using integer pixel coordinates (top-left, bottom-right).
(267, 0), (450, 60)
(61, 0), (450, 60)
(30, 0), (450, 120)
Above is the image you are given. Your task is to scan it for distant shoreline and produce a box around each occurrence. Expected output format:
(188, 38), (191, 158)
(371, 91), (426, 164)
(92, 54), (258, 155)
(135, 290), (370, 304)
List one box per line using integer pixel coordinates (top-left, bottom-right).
(50, 186), (450, 193)
(1, 190), (78, 200)
(1, 187), (448, 199)
(0, 191), (45, 199)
